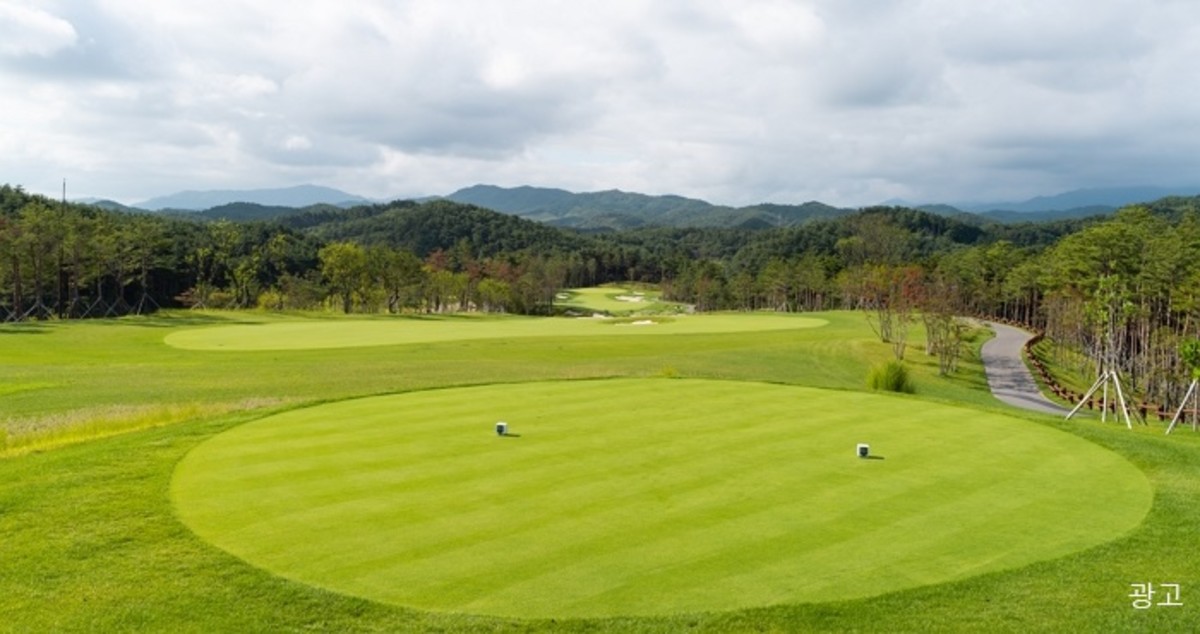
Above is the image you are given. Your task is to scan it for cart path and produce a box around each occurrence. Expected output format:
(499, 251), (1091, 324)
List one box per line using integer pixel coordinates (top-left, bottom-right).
(981, 322), (1070, 415)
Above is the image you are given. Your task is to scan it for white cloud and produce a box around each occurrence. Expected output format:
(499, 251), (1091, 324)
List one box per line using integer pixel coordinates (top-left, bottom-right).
(283, 135), (312, 151)
(3, 1), (1200, 206)
(0, 3), (77, 57)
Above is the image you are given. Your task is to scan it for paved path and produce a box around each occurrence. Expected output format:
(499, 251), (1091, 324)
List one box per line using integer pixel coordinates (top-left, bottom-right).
(980, 321), (1070, 415)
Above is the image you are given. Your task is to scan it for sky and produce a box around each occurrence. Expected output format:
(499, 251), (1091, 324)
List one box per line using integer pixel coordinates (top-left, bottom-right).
(3, 0), (1200, 208)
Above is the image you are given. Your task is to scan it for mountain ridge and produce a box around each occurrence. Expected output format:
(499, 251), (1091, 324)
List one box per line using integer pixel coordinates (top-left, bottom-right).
(112, 183), (1200, 227)
(444, 184), (848, 230)
(959, 185), (1200, 213)
(135, 184), (369, 211)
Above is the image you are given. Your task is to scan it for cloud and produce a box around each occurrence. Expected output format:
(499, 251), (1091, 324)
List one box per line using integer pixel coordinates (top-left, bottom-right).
(0, 3), (77, 57)
(2, 1), (1200, 206)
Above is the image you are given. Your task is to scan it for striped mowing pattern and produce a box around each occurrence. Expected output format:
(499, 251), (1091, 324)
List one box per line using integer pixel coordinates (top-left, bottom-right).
(172, 379), (1151, 618)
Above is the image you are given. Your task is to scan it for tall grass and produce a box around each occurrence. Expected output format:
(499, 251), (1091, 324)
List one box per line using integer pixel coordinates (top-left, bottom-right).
(1, 398), (287, 457)
(867, 359), (915, 393)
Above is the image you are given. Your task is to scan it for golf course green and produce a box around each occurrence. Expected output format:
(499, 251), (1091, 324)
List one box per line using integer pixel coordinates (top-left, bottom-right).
(172, 378), (1152, 619)
(163, 313), (827, 351)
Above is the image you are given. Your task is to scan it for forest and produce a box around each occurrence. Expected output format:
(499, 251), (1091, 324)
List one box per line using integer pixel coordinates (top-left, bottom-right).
(4, 182), (1200, 410)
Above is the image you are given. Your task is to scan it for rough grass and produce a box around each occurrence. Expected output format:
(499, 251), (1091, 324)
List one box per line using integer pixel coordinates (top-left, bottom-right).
(1, 398), (288, 457)
(1, 310), (1197, 632)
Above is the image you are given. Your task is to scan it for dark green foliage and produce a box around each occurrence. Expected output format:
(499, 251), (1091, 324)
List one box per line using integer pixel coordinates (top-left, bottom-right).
(1180, 339), (1200, 380)
(978, 206), (1113, 223)
(987, 216), (1104, 248)
(277, 200), (406, 230)
(304, 199), (591, 258)
(170, 202), (343, 223)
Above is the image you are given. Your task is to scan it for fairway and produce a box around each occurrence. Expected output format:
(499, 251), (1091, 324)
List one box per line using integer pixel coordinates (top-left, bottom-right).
(163, 313), (827, 351)
(556, 286), (680, 314)
(172, 378), (1152, 619)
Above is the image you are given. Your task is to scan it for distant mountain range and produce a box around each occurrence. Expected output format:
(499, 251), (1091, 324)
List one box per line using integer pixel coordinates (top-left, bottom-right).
(893, 186), (1200, 223)
(958, 186), (1200, 213)
(87, 183), (1200, 228)
(442, 184), (1200, 228)
(134, 184), (370, 211)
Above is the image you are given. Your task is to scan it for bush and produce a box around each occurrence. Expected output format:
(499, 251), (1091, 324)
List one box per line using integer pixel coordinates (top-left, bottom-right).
(207, 290), (235, 309)
(256, 290), (285, 311)
(868, 360), (915, 393)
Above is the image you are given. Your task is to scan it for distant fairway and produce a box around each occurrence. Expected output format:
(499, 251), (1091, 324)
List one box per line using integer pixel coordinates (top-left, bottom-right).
(172, 378), (1151, 619)
(556, 286), (680, 314)
(163, 313), (826, 351)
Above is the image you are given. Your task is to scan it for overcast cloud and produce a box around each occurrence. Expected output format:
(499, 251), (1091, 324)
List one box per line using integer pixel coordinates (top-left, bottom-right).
(3, 0), (1199, 207)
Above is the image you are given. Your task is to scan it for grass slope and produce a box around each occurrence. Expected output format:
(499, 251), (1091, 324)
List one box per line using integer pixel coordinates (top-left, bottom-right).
(174, 379), (1150, 619)
(1, 310), (1197, 631)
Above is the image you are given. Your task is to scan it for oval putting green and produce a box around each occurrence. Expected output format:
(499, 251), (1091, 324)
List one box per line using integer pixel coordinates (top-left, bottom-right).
(163, 314), (826, 351)
(172, 379), (1151, 619)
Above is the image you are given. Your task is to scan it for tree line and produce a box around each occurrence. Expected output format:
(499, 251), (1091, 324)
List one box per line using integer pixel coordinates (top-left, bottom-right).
(6, 182), (1200, 403)
(0, 186), (646, 318)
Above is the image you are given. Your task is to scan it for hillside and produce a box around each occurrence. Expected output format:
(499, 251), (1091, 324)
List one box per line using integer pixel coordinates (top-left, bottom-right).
(445, 184), (850, 230)
(914, 203), (1112, 224)
(975, 206), (1115, 223)
(165, 202), (344, 223)
(280, 199), (592, 257)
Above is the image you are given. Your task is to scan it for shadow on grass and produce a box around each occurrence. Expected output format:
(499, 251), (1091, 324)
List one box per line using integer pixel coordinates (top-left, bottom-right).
(84, 313), (247, 328)
(1, 314), (251, 331)
(861, 455), (886, 461)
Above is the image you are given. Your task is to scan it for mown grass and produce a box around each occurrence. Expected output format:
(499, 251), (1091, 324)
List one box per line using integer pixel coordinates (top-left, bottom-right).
(1, 310), (1197, 632)
(162, 312), (823, 351)
(172, 379), (1149, 619)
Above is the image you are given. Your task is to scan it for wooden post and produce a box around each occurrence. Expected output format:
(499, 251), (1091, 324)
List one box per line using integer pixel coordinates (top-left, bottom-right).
(1066, 374), (1108, 420)
(1102, 378), (1109, 424)
(1067, 369), (1135, 429)
(1111, 370), (1133, 429)
(1166, 380), (1198, 435)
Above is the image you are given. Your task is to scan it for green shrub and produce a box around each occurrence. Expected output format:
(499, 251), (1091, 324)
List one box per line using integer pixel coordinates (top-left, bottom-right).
(256, 290), (284, 311)
(868, 360), (915, 393)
